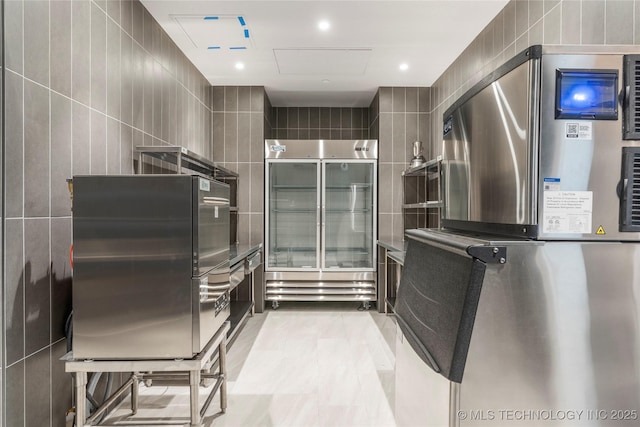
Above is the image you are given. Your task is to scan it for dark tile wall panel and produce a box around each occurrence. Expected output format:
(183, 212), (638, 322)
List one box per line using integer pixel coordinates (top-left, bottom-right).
(212, 86), (268, 246)
(3, 2), (214, 426)
(271, 107), (370, 139)
(370, 87), (431, 240)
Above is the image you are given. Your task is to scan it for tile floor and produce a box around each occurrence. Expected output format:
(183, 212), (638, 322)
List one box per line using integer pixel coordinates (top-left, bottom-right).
(102, 303), (398, 427)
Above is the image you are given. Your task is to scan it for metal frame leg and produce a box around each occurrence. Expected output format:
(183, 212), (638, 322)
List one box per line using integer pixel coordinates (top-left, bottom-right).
(219, 338), (227, 413)
(75, 372), (88, 427)
(131, 373), (139, 415)
(189, 369), (201, 427)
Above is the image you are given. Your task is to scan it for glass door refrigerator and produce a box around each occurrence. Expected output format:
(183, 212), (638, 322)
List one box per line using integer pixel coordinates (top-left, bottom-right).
(265, 139), (378, 309)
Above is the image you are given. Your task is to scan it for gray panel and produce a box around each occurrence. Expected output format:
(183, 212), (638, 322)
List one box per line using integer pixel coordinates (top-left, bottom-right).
(51, 0), (72, 97)
(91, 111), (107, 174)
(265, 140), (378, 160)
(379, 87), (392, 113)
(121, 0), (133, 36)
(131, 0), (144, 45)
(143, 52), (153, 133)
(51, 340), (72, 427)
(224, 113), (238, 163)
(91, 2), (107, 113)
(51, 92), (73, 217)
(406, 88), (418, 113)
(341, 108), (352, 128)
(330, 108), (341, 129)
(225, 86), (238, 111)
(310, 107), (320, 128)
(107, 18), (122, 120)
(25, 349), (51, 427)
(24, 218), (51, 356)
(121, 124), (134, 174)
(132, 43), (144, 130)
(107, 117), (121, 174)
(6, 219), (24, 365)
(72, 101), (91, 175)
(24, 0), (49, 86)
(238, 86), (251, 112)
(24, 80), (50, 218)
(5, 0), (23, 74)
(5, 71), (24, 218)
(238, 112), (251, 162)
(320, 107), (331, 128)
(392, 113), (406, 164)
(543, 5), (561, 45)
(529, 0), (544, 26)
(51, 217), (72, 342)
(515, 0), (528, 38)
(393, 88), (406, 113)
(582, 0), (605, 45)
(121, 31), (133, 126)
(251, 163), (264, 212)
(250, 113), (265, 164)
(6, 362), (25, 427)
(461, 241), (640, 425)
(605, 0), (634, 45)
(250, 86), (264, 112)
(379, 113), (393, 162)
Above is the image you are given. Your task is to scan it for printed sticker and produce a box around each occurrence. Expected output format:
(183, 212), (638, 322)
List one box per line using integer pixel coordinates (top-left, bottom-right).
(543, 177), (561, 191)
(543, 191), (593, 234)
(199, 178), (210, 192)
(565, 122), (593, 140)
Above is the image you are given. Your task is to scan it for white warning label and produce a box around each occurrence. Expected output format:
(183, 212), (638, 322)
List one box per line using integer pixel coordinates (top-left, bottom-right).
(543, 191), (593, 234)
(565, 122), (592, 140)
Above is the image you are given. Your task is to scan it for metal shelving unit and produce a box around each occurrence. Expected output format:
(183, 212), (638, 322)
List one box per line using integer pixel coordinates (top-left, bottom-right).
(402, 156), (442, 231)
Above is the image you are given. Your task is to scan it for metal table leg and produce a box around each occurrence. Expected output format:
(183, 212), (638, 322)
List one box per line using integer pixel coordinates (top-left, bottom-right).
(219, 337), (228, 413)
(131, 373), (139, 415)
(189, 369), (201, 426)
(75, 371), (88, 427)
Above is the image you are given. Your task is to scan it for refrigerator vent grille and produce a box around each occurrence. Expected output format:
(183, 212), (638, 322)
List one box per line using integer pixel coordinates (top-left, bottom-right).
(632, 153), (640, 226)
(624, 55), (640, 139)
(620, 147), (640, 231)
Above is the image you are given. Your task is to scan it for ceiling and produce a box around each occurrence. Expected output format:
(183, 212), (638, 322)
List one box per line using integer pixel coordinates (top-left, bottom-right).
(141, 1), (509, 107)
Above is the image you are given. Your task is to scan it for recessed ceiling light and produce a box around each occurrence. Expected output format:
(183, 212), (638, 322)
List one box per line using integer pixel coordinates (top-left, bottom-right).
(235, 62), (245, 70)
(321, 79), (331, 84)
(399, 63), (409, 71)
(318, 20), (330, 31)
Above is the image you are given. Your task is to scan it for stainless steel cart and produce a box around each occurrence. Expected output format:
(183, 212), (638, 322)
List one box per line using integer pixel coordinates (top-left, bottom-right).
(63, 322), (229, 427)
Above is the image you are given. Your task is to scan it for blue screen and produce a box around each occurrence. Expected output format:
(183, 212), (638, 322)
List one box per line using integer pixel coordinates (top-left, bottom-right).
(556, 70), (618, 119)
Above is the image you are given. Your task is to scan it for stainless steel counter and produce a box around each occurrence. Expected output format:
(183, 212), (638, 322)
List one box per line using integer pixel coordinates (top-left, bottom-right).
(377, 238), (406, 253)
(230, 243), (262, 267)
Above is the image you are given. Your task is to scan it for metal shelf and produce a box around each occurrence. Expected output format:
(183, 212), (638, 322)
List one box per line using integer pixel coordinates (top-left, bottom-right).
(402, 155), (442, 177)
(136, 145), (238, 179)
(402, 201), (443, 209)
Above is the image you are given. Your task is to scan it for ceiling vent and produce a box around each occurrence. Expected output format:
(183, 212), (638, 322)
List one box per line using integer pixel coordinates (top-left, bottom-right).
(172, 15), (251, 50)
(273, 49), (372, 75)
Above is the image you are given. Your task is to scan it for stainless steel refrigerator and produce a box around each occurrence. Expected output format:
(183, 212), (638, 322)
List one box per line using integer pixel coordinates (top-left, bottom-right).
(72, 175), (231, 359)
(395, 46), (640, 426)
(264, 139), (377, 308)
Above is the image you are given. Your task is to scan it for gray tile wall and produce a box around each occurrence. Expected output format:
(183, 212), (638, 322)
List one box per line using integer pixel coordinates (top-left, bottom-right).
(370, 87), (431, 241)
(212, 86), (269, 246)
(428, 0), (640, 157)
(2, 1), (212, 426)
(271, 107), (370, 139)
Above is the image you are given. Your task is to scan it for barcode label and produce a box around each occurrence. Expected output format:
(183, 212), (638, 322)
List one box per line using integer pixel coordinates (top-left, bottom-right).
(565, 122), (592, 140)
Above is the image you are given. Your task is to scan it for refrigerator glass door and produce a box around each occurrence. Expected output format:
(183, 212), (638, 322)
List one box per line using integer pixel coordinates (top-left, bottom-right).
(267, 161), (320, 269)
(323, 161), (375, 269)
